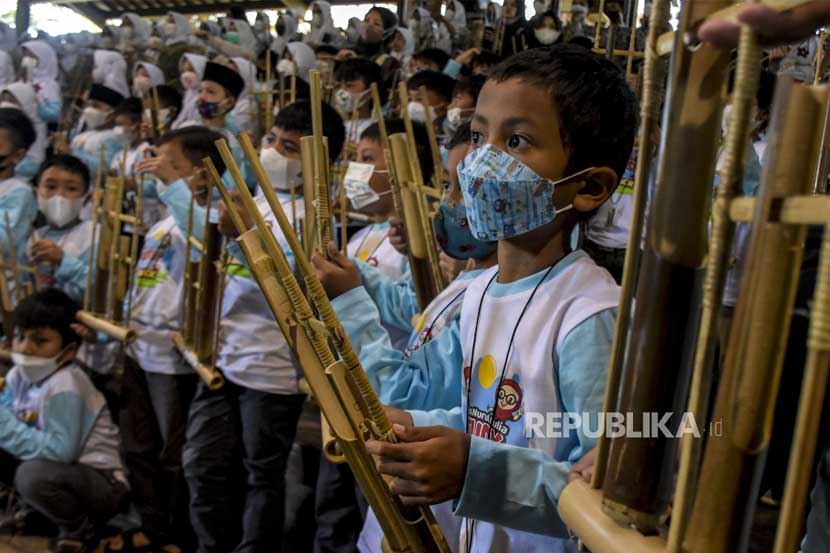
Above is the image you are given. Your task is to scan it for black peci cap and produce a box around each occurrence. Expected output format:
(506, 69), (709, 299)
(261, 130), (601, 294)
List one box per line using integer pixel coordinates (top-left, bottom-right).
(89, 84), (125, 109)
(202, 61), (245, 99)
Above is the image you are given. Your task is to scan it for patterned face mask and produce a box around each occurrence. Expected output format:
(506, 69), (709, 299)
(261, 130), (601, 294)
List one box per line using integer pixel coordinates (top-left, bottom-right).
(432, 198), (498, 260)
(457, 144), (592, 241)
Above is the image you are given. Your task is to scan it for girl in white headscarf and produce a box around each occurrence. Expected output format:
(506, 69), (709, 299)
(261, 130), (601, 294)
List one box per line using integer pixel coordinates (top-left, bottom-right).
(207, 18), (257, 60)
(132, 61), (165, 98)
(389, 27), (415, 71)
(172, 53), (207, 129)
(19, 41), (62, 125)
(120, 12), (152, 52)
(284, 42), (319, 83)
(271, 12), (300, 57)
(410, 8), (440, 52)
(445, 0), (468, 52)
(0, 82), (47, 179)
(304, 1), (339, 47)
(92, 49), (130, 98)
(0, 52), (13, 88)
(227, 57), (259, 135)
(253, 12), (273, 54)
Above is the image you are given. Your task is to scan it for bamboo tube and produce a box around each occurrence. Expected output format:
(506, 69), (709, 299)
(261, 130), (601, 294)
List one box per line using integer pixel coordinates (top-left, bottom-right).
(418, 86), (444, 190)
(171, 332), (224, 390)
(625, 0), (639, 75)
(76, 310), (136, 343)
(300, 136), (318, 258)
(815, 29), (827, 86)
(3, 214), (22, 302)
(125, 173), (143, 325)
(666, 10), (761, 551)
(181, 192), (198, 344)
(683, 78), (823, 553)
(773, 195), (830, 553)
(310, 71), (332, 254)
(600, 0), (732, 531)
(591, 0), (670, 493)
(593, 0), (606, 52)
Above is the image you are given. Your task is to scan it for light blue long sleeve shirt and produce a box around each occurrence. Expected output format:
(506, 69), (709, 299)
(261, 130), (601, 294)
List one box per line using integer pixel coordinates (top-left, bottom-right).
(409, 308), (616, 538)
(37, 100), (61, 125)
(0, 178), (37, 261)
(332, 271), (478, 411)
(354, 259), (418, 334)
(72, 136), (122, 176)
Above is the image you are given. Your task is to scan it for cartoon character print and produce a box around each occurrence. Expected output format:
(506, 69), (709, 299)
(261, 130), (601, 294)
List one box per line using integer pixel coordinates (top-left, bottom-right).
(136, 232), (173, 287)
(491, 378), (524, 422)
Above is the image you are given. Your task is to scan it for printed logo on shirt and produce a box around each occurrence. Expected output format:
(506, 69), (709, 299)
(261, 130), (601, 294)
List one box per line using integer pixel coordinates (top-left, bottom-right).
(226, 259), (253, 278)
(136, 234), (173, 287)
(464, 356), (527, 445)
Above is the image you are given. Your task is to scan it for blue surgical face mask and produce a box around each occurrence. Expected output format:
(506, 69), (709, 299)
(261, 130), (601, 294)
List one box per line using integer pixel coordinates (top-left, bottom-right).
(432, 198), (498, 260)
(458, 144), (591, 241)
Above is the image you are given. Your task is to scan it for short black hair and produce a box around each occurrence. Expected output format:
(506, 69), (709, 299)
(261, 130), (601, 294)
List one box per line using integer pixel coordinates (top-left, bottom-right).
(453, 75), (487, 103)
(113, 97), (143, 123)
(152, 85), (183, 115)
(360, 118), (435, 184)
(335, 58), (384, 103)
(159, 126), (227, 176)
(275, 100), (346, 162)
(14, 288), (81, 347)
(489, 45), (638, 180)
(407, 70), (456, 103)
(35, 155), (91, 193)
(471, 51), (500, 70)
(0, 107), (36, 152)
(568, 35), (594, 49)
(412, 48), (450, 71)
(447, 120), (472, 151)
(315, 44), (340, 56)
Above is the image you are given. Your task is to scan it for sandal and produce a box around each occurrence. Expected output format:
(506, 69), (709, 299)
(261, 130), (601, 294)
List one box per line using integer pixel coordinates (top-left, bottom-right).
(104, 529), (159, 553)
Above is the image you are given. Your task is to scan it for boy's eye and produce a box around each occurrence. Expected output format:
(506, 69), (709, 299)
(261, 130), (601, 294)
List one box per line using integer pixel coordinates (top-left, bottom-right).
(507, 134), (529, 150)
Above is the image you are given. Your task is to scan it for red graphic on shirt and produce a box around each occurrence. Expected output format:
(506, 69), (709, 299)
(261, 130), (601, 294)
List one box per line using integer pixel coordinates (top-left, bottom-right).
(493, 378), (524, 422)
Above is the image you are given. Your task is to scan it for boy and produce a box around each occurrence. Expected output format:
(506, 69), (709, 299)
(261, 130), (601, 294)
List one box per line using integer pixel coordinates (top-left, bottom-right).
(333, 58), (385, 145)
(26, 155), (93, 303)
(109, 98), (147, 178)
(154, 103), (345, 552)
(179, 61), (244, 141)
(54, 84), (125, 176)
(409, 48), (450, 74)
(313, 122), (498, 552)
(116, 127), (226, 553)
(0, 108), (38, 270)
(0, 289), (127, 553)
(443, 76), (485, 139)
(405, 70), (454, 137)
(366, 45), (637, 551)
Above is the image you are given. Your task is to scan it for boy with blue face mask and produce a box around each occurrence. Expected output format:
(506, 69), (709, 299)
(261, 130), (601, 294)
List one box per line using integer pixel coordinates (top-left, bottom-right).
(365, 45), (638, 552)
(0, 288), (127, 553)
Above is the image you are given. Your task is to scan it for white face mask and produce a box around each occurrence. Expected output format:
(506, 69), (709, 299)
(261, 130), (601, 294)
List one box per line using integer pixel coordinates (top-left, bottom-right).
(407, 101), (428, 124)
(446, 107), (470, 124)
(133, 75), (152, 97)
(180, 70), (199, 90)
(38, 195), (84, 228)
(276, 58), (295, 76)
(571, 4), (588, 19)
(20, 56), (38, 70)
(82, 106), (109, 129)
(164, 22), (178, 36)
(12, 351), (66, 384)
(344, 162), (383, 209)
(334, 88), (367, 115)
(534, 28), (560, 45)
(259, 147), (303, 191)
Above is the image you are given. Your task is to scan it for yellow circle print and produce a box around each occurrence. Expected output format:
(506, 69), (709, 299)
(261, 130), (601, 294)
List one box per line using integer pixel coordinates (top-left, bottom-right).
(477, 355), (497, 389)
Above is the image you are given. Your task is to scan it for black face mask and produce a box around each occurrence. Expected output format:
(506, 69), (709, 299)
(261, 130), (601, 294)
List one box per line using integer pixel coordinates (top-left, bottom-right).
(607, 10), (621, 24)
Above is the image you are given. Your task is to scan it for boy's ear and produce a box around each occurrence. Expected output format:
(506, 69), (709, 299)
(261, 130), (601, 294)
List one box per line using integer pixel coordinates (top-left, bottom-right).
(573, 167), (618, 213)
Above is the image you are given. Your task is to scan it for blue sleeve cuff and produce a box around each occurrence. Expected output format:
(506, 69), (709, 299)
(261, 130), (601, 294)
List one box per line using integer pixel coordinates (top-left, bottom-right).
(443, 59), (462, 78)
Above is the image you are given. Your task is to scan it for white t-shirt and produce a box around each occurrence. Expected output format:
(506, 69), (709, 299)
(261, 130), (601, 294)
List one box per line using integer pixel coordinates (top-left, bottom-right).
(218, 193), (304, 394)
(585, 144), (637, 249)
(457, 253), (618, 552)
(128, 216), (191, 375)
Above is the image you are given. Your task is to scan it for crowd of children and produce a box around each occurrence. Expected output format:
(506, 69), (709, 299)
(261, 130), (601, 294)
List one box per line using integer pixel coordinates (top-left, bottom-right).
(0, 1), (826, 553)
